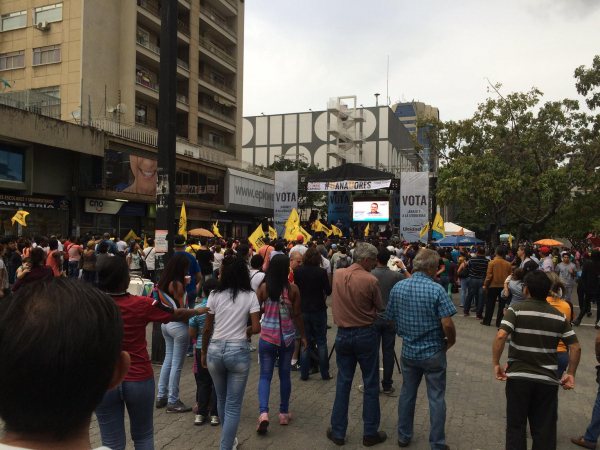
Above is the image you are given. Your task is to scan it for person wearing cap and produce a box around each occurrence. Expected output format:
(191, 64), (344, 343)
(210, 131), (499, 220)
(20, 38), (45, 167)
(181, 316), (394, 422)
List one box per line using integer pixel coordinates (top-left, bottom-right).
(540, 247), (554, 273)
(290, 236), (307, 257)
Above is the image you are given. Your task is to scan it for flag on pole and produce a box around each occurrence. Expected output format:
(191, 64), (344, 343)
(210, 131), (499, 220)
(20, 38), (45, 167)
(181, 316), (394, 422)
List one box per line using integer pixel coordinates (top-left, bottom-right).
(313, 219), (332, 237)
(268, 226), (277, 240)
(212, 221), (222, 238)
(331, 224), (343, 237)
(508, 233), (513, 248)
(248, 224), (266, 250)
(364, 223), (370, 237)
(143, 235), (148, 249)
(432, 213), (445, 239)
(298, 226), (312, 242)
(419, 222), (430, 239)
(178, 203), (187, 238)
(284, 208), (300, 240)
(11, 211), (29, 227)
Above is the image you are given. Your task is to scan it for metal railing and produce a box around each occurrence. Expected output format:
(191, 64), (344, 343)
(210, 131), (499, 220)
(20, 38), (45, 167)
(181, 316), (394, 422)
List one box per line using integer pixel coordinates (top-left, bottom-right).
(137, 0), (190, 37)
(0, 90), (61, 120)
(135, 75), (159, 92)
(176, 93), (189, 105)
(136, 35), (160, 56)
(326, 123), (354, 142)
(199, 137), (235, 153)
(177, 59), (189, 71)
(226, 159), (274, 179)
(197, 71), (235, 96)
(222, 0), (237, 10)
(199, 4), (237, 38)
(198, 36), (236, 67)
(198, 103), (235, 125)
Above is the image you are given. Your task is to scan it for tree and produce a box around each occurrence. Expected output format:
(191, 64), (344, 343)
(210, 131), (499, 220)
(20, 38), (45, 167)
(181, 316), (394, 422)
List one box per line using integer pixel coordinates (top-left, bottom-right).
(267, 159), (328, 221)
(417, 56), (600, 246)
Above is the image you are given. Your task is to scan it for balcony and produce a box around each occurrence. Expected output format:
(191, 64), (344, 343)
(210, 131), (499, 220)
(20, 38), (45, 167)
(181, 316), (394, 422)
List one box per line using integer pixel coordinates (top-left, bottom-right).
(197, 71), (235, 97)
(198, 103), (235, 126)
(176, 93), (189, 105)
(137, 0), (190, 37)
(136, 35), (160, 57)
(177, 59), (189, 71)
(200, 137), (235, 153)
(199, 4), (237, 39)
(136, 75), (159, 92)
(221, 0), (237, 10)
(199, 36), (236, 68)
(0, 90), (61, 120)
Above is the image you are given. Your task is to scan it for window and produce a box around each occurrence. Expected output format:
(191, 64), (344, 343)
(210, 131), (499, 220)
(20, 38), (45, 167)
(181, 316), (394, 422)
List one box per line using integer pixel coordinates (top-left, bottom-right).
(209, 70), (224, 86)
(32, 86), (60, 99)
(33, 45), (61, 65)
(0, 50), (25, 70)
(0, 144), (25, 182)
(136, 27), (149, 46)
(34, 3), (63, 24)
(1, 10), (26, 31)
(209, 131), (224, 145)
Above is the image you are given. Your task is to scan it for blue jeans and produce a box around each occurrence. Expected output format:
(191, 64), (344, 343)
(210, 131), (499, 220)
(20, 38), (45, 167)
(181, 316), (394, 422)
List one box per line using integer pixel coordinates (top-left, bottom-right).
(157, 322), (188, 404)
(300, 311), (330, 380)
(439, 275), (449, 296)
(465, 278), (485, 316)
(460, 277), (470, 307)
(374, 316), (396, 391)
(330, 326), (380, 439)
(398, 349), (447, 449)
(207, 340), (251, 450)
(95, 377), (155, 450)
(258, 336), (296, 414)
(584, 379), (600, 445)
(68, 260), (79, 278)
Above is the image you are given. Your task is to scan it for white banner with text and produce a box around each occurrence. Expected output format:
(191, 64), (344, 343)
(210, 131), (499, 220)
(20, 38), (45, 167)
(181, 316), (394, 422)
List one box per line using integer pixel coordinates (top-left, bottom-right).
(274, 171), (298, 238)
(400, 172), (429, 243)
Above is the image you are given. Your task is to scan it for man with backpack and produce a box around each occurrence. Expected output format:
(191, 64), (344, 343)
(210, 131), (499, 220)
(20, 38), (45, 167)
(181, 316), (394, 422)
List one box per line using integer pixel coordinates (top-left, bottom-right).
(334, 246), (352, 275)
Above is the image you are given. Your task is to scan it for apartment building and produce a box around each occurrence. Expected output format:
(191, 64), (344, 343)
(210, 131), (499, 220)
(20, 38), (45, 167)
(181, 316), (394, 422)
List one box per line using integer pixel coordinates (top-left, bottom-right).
(0, 0), (244, 158)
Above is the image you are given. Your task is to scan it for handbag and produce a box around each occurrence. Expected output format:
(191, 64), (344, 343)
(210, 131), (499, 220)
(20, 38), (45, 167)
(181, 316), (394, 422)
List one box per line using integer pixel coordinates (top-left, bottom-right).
(451, 283), (459, 294)
(457, 262), (469, 279)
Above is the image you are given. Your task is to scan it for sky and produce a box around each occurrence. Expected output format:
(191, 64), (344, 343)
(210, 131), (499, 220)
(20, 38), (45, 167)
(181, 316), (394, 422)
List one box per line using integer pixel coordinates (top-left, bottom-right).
(242, 0), (600, 121)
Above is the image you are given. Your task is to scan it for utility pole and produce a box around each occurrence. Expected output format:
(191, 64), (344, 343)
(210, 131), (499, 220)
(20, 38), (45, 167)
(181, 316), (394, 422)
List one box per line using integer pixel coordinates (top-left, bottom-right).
(151, 0), (178, 364)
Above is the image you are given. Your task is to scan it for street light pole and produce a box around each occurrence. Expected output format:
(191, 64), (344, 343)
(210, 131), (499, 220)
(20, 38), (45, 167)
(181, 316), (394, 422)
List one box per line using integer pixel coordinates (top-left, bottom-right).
(151, 0), (178, 364)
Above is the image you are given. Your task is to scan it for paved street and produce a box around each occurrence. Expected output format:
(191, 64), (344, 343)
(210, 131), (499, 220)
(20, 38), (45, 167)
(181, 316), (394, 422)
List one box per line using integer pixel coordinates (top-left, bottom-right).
(87, 295), (600, 450)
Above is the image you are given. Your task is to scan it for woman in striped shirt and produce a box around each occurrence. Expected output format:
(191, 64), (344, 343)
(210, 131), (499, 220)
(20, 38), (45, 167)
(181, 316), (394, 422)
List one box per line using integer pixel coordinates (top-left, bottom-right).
(255, 254), (307, 434)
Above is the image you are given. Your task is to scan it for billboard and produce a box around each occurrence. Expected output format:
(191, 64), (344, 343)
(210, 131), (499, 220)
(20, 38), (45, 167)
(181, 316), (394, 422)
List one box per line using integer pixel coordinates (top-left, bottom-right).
(353, 200), (390, 222)
(274, 171), (298, 238)
(400, 172), (429, 243)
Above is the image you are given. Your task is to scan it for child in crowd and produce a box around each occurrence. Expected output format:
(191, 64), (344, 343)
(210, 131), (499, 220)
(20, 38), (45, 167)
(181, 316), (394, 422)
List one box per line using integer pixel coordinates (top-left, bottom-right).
(15, 257), (32, 282)
(189, 277), (219, 426)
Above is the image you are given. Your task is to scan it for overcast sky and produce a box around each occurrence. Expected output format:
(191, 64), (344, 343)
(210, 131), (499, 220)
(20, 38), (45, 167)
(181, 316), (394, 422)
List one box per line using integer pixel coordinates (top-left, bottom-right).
(242, 0), (600, 121)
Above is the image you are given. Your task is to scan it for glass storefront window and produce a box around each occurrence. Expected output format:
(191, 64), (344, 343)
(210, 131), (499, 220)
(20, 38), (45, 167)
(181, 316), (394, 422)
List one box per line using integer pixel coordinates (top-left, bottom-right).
(0, 144), (25, 182)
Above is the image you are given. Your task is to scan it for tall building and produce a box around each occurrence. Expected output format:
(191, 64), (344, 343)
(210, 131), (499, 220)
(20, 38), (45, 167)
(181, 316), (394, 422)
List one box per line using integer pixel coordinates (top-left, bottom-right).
(0, 0), (275, 239)
(242, 105), (421, 176)
(391, 101), (439, 173)
(0, 0), (244, 157)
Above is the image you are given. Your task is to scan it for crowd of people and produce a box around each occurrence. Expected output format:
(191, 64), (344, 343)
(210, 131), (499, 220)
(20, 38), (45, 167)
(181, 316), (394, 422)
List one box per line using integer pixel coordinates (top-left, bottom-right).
(1, 230), (600, 450)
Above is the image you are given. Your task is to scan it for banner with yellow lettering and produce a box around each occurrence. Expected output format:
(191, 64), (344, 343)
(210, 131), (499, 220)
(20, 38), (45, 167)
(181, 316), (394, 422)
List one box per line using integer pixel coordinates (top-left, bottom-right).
(11, 211), (29, 227)
(248, 224), (266, 250)
(178, 203), (187, 238)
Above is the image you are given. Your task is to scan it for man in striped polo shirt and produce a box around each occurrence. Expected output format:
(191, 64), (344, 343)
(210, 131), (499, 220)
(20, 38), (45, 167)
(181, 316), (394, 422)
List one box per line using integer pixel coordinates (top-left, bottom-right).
(492, 270), (581, 450)
(463, 246), (489, 318)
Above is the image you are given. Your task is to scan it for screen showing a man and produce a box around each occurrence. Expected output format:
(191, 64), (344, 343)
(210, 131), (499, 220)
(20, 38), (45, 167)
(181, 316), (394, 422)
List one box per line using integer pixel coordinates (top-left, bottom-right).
(368, 203), (381, 215)
(353, 201), (389, 222)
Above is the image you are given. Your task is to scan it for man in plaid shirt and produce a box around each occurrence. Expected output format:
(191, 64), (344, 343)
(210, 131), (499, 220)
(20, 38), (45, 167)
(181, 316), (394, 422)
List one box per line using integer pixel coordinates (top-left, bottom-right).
(387, 249), (457, 450)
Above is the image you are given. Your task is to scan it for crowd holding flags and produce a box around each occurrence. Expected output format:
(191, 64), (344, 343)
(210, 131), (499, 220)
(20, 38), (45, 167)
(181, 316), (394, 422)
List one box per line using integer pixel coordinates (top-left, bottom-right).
(312, 219), (332, 237)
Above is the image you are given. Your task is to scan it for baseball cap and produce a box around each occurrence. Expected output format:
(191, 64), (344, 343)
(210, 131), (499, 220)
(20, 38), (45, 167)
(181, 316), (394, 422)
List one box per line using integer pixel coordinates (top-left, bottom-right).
(539, 246), (550, 254)
(297, 235), (304, 243)
(387, 245), (395, 253)
(174, 234), (186, 246)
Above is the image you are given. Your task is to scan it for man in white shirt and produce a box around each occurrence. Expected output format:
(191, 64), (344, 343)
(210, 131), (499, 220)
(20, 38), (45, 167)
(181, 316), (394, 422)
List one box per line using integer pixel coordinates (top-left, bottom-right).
(116, 237), (128, 254)
(290, 235), (307, 256)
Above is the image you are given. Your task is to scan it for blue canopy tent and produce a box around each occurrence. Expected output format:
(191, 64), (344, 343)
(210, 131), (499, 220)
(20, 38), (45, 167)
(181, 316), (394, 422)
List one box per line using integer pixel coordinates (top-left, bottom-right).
(435, 235), (484, 247)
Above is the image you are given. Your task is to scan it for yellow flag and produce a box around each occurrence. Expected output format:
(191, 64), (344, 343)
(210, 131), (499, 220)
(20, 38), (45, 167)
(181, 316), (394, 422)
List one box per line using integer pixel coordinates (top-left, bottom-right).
(432, 213), (445, 238)
(212, 221), (223, 238)
(178, 203), (187, 238)
(331, 224), (343, 237)
(285, 208), (299, 227)
(419, 222), (430, 239)
(124, 229), (137, 242)
(284, 208), (301, 241)
(269, 226), (277, 240)
(508, 233), (513, 247)
(248, 224), (266, 250)
(143, 235), (148, 249)
(298, 226), (312, 242)
(364, 223), (370, 237)
(313, 220), (332, 237)
(11, 211), (29, 227)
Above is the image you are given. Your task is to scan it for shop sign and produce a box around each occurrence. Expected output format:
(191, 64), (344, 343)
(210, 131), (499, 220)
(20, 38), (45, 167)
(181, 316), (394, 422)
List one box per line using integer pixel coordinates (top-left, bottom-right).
(224, 169), (275, 216)
(0, 194), (70, 210)
(84, 199), (145, 216)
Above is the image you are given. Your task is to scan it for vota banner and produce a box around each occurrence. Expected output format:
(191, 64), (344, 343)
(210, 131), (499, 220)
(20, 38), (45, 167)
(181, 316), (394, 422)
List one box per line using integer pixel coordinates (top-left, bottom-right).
(274, 171), (298, 238)
(400, 172), (429, 243)
(307, 179), (391, 192)
(328, 191), (351, 231)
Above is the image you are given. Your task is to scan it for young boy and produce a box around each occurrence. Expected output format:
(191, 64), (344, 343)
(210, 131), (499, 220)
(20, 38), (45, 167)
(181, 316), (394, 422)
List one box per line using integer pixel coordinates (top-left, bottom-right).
(189, 277), (219, 426)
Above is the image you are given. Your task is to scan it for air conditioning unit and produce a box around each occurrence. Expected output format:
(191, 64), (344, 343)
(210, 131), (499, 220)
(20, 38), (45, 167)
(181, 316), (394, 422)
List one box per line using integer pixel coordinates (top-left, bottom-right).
(36, 21), (50, 31)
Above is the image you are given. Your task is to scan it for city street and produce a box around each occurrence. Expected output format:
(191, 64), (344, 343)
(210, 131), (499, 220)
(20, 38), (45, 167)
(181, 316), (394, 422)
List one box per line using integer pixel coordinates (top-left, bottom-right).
(84, 297), (600, 450)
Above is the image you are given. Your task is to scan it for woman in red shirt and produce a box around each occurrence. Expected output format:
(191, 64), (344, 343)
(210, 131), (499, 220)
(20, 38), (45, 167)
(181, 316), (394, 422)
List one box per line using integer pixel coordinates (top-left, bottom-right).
(94, 257), (208, 450)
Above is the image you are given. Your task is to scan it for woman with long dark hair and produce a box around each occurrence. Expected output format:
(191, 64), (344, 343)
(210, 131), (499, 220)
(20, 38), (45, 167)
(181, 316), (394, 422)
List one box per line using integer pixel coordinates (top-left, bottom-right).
(127, 241), (143, 276)
(255, 254), (307, 434)
(155, 253), (196, 412)
(95, 256), (205, 450)
(11, 247), (53, 292)
(573, 249), (600, 326)
(201, 257), (261, 450)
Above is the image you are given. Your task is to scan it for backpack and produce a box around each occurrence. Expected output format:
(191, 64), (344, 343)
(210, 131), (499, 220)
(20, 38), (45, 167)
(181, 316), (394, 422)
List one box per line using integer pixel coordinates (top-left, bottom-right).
(336, 255), (350, 269)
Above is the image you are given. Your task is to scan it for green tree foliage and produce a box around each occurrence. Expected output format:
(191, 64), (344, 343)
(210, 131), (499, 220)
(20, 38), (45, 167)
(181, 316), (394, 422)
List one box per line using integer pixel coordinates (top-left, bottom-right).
(417, 56), (600, 244)
(268, 159), (328, 220)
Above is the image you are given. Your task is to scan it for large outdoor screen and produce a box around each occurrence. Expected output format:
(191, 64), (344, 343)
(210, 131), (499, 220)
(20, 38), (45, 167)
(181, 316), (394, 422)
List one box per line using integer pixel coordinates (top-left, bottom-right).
(353, 200), (390, 222)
